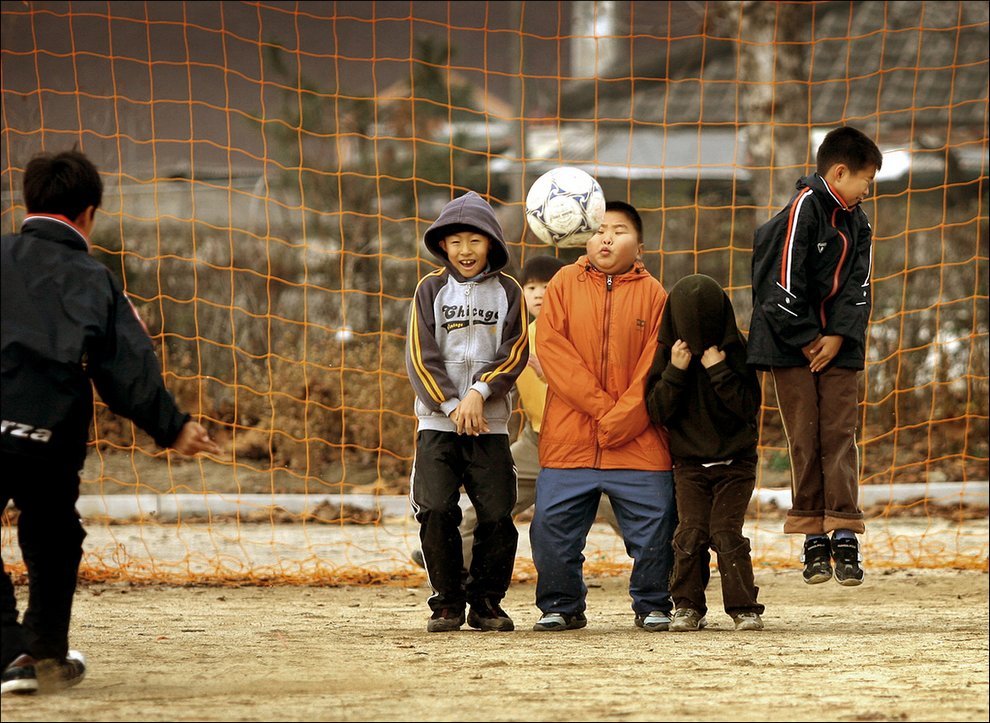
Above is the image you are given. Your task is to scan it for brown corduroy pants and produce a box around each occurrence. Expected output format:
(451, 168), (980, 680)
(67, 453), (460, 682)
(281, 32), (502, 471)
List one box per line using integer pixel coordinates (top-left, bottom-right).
(770, 365), (866, 535)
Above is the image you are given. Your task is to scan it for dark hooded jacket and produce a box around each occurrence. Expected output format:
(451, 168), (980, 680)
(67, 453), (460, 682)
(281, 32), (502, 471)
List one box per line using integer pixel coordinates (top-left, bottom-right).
(405, 192), (528, 435)
(645, 274), (760, 463)
(2, 216), (188, 470)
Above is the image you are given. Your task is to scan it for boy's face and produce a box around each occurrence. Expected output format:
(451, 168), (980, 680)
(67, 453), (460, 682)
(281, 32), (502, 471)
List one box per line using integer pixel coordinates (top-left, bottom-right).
(439, 231), (490, 279)
(587, 209), (642, 275)
(828, 163), (877, 208)
(522, 280), (549, 319)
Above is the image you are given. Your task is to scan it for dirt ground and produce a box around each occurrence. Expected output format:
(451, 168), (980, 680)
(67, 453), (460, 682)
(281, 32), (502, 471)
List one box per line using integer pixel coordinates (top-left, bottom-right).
(1, 568), (987, 722)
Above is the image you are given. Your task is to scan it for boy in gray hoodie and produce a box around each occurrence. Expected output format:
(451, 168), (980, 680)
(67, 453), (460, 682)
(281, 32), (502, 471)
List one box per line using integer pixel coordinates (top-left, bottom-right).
(406, 191), (529, 632)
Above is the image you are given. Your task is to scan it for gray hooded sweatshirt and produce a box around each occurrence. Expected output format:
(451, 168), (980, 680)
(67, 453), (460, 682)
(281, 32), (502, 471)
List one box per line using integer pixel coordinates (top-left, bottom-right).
(405, 192), (529, 434)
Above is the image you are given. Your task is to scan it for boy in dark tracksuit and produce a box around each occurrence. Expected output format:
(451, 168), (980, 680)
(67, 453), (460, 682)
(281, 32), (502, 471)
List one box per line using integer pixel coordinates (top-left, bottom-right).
(1, 151), (219, 696)
(646, 274), (765, 632)
(405, 191), (528, 633)
(747, 126), (883, 586)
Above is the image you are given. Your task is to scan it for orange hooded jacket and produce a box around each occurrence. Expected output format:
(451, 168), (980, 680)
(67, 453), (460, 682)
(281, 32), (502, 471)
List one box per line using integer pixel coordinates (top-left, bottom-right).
(536, 256), (672, 471)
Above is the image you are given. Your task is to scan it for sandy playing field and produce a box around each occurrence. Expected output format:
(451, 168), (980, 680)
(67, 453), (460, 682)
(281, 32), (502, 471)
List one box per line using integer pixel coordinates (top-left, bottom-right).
(1, 565), (987, 722)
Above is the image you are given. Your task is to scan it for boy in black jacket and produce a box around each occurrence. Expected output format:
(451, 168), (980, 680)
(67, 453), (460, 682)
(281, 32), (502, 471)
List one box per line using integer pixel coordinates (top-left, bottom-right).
(1, 150), (220, 696)
(747, 126), (883, 586)
(646, 274), (765, 631)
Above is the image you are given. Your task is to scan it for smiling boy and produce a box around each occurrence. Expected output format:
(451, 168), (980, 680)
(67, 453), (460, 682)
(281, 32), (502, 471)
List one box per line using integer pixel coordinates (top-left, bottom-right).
(405, 191), (529, 632)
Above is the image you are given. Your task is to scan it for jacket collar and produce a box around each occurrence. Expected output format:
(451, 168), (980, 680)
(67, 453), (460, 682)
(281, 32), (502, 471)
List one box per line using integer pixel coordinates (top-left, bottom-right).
(799, 174), (851, 213)
(21, 214), (91, 251)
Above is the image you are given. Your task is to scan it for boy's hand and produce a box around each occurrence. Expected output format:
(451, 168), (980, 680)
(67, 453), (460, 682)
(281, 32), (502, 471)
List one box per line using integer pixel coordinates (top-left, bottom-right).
(527, 352), (545, 380)
(172, 421), (221, 456)
(701, 345), (725, 368)
(807, 335), (843, 373)
(451, 389), (488, 436)
(670, 339), (692, 370)
(801, 335), (822, 363)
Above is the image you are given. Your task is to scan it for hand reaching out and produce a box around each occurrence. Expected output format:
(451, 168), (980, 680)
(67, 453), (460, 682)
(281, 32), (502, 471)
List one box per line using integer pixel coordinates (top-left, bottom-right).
(171, 421), (221, 456)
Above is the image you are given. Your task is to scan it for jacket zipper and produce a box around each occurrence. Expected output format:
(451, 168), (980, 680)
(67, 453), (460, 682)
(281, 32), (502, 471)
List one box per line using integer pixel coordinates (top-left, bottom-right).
(595, 274), (614, 468)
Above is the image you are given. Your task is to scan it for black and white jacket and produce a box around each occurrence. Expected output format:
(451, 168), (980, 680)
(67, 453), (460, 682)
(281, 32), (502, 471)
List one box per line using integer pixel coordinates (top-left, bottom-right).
(747, 174), (873, 370)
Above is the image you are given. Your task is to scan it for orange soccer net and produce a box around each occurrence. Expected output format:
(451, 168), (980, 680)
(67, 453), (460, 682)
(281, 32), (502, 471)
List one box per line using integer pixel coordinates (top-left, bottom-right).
(1, 1), (987, 584)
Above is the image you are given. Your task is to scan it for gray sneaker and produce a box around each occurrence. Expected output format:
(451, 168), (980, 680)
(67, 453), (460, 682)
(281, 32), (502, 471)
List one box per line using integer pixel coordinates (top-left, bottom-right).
(669, 608), (707, 632)
(634, 610), (671, 632)
(532, 612), (587, 632)
(732, 612), (764, 631)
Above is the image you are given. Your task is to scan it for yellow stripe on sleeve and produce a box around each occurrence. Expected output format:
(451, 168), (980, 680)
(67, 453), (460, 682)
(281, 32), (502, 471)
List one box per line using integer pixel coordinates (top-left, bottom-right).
(481, 274), (529, 384)
(409, 273), (446, 404)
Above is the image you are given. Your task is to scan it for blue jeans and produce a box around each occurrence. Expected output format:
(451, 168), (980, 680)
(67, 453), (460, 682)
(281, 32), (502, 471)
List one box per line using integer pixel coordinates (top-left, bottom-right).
(531, 467), (675, 616)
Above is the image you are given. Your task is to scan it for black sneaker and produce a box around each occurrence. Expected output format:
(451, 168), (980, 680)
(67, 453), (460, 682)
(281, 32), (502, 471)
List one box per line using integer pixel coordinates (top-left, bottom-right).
(467, 600), (514, 632)
(1, 654), (38, 696)
(801, 537), (833, 584)
(831, 537), (865, 586)
(532, 612), (587, 632)
(426, 607), (465, 633)
(37, 650), (86, 692)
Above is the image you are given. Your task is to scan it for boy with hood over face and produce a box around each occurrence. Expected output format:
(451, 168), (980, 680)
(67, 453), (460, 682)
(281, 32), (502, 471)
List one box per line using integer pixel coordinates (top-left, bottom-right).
(645, 274), (765, 632)
(405, 191), (529, 633)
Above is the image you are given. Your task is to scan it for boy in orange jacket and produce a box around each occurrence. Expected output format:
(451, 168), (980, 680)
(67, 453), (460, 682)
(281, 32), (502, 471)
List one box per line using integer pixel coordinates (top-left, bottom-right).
(530, 201), (675, 632)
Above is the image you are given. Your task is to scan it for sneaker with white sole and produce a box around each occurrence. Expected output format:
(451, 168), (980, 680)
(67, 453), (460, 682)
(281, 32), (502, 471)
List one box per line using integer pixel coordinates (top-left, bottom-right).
(532, 612), (587, 632)
(732, 612), (764, 631)
(669, 608), (707, 632)
(1, 654), (38, 696)
(634, 610), (671, 632)
(831, 537), (865, 586)
(801, 537), (833, 584)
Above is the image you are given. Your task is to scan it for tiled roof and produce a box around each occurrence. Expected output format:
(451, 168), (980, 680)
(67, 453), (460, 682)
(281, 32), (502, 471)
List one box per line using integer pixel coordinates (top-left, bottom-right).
(562, 1), (989, 131)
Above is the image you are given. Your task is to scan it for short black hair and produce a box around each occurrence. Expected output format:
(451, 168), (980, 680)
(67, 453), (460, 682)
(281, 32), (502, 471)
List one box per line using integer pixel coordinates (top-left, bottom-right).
(23, 149), (103, 220)
(816, 126), (883, 175)
(604, 200), (643, 241)
(521, 255), (567, 285)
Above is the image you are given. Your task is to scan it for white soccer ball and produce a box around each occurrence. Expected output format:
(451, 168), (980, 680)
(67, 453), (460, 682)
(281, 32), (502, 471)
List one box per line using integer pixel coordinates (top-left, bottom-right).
(525, 167), (606, 247)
